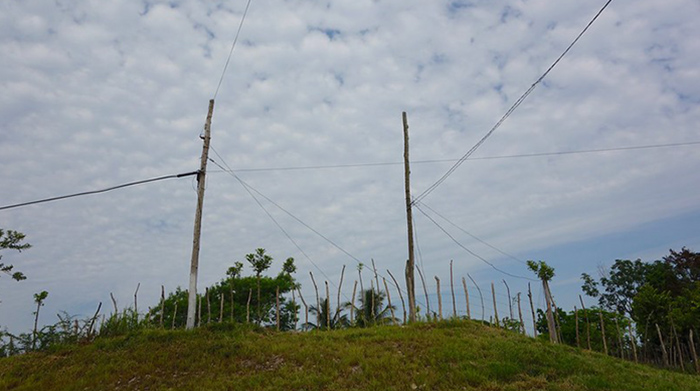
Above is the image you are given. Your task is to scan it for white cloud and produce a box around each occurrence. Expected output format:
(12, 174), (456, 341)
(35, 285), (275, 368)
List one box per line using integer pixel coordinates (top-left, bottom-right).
(1, 0), (699, 333)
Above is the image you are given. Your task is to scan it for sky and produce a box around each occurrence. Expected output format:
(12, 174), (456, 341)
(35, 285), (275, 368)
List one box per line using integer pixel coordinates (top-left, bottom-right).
(1, 0), (699, 334)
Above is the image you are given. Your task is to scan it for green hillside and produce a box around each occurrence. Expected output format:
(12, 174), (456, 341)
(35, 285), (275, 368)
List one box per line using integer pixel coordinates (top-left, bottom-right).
(1, 320), (698, 391)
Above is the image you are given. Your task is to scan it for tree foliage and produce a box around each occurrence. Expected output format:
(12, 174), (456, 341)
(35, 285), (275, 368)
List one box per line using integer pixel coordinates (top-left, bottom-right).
(0, 229), (31, 282)
(148, 249), (299, 330)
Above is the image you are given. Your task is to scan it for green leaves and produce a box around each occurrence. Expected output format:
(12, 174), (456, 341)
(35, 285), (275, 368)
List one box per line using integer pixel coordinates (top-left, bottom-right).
(526, 260), (555, 282)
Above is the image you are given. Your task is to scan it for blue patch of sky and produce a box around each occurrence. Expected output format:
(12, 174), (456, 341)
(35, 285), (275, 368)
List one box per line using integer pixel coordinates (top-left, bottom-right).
(140, 0), (151, 16)
(500, 5), (522, 23)
(334, 73), (345, 86)
(308, 27), (341, 40)
(432, 53), (449, 65)
(447, 1), (476, 14)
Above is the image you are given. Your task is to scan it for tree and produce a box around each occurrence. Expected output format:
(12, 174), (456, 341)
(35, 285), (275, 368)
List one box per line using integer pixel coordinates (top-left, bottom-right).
(246, 248), (273, 325)
(0, 229), (31, 282)
(351, 288), (396, 327)
(527, 260), (558, 343)
(303, 298), (349, 330)
(32, 291), (48, 350)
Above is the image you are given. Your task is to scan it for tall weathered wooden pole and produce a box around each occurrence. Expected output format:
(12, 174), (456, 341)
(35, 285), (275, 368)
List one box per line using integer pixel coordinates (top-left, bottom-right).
(403, 112), (417, 322)
(186, 99), (215, 330)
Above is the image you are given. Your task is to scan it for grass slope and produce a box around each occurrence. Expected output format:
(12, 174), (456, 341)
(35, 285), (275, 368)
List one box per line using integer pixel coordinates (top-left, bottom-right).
(1, 320), (698, 390)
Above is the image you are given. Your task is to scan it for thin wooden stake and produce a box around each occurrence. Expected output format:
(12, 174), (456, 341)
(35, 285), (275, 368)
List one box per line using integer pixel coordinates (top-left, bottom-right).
(206, 287), (211, 324)
(417, 266), (431, 320)
(615, 318), (624, 360)
(230, 289), (235, 322)
(276, 286), (281, 331)
(502, 279), (513, 320)
(371, 259), (380, 298)
(337, 265), (346, 318)
(219, 292), (224, 323)
(110, 292), (118, 316)
(579, 295), (591, 350)
(297, 288), (308, 328)
(575, 306), (580, 348)
(629, 321), (638, 363)
(291, 288), (297, 329)
(350, 281), (358, 326)
(491, 282), (499, 328)
(383, 278), (395, 324)
(468, 274), (484, 322)
(325, 281), (331, 330)
(462, 277), (470, 319)
(246, 288), (252, 324)
(450, 260), (456, 318)
(310, 272), (321, 327)
(671, 320), (684, 371)
(656, 323), (669, 367)
(517, 293), (524, 334)
(160, 285), (165, 328)
(689, 329), (699, 373)
(172, 302), (178, 330)
(600, 310), (608, 355)
(197, 294), (202, 327)
(387, 270), (406, 324)
(528, 283), (537, 337)
(134, 283), (140, 320)
(435, 276), (443, 321)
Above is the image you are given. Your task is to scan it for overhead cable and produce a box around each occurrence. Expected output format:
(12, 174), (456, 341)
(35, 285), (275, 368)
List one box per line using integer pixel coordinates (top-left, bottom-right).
(0, 171), (199, 211)
(413, 0), (615, 204)
(207, 140), (699, 173)
(213, 0), (254, 100)
(414, 203), (536, 282)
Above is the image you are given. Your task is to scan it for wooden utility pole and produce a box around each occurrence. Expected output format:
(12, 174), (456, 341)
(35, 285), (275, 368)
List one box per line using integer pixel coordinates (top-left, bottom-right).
(186, 99), (215, 330)
(403, 112), (417, 322)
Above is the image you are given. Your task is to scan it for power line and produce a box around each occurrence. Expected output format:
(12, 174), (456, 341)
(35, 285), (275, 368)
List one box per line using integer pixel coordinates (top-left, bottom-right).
(418, 202), (525, 265)
(213, 0), (254, 100)
(414, 203), (536, 282)
(207, 140), (700, 173)
(0, 171), (199, 211)
(413, 0), (615, 204)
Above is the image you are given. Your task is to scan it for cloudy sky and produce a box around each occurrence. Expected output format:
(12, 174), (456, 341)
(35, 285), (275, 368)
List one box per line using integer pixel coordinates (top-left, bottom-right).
(1, 0), (699, 333)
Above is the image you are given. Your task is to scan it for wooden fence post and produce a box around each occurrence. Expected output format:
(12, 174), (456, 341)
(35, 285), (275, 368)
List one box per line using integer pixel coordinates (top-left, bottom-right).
(656, 323), (669, 367)
(575, 306), (580, 348)
(206, 287), (211, 324)
(502, 279), (513, 320)
(296, 288), (308, 329)
(337, 265), (345, 318)
(435, 277), (443, 321)
(172, 303), (178, 330)
(628, 321), (638, 363)
(310, 272), (321, 327)
(517, 293), (525, 334)
(219, 292), (224, 323)
(417, 266), (431, 320)
(350, 281), (357, 326)
(579, 295), (591, 350)
(689, 330), (699, 373)
(160, 285), (165, 328)
(388, 270), (406, 324)
(383, 278), (395, 324)
(462, 277), (470, 319)
(615, 317), (624, 359)
(491, 282), (499, 328)
(671, 321), (684, 372)
(246, 288), (252, 324)
(528, 283), (537, 337)
(197, 294), (202, 327)
(468, 274), (484, 322)
(276, 286), (281, 331)
(599, 310), (608, 355)
(325, 281), (331, 330)
(450, 260), (456, 318)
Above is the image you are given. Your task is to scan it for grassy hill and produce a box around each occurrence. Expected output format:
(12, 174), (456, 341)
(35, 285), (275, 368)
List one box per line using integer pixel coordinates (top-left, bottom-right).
(1, 320), (698, 390)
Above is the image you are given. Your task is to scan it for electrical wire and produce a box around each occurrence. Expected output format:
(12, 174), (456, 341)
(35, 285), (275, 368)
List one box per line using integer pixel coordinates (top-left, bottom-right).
(414, 203), (536, 281)
(0, 171), (199, 211)
(206, 140), (700, 173)
(413, 0), (615, 204)
(418, 202), (525, 265)
(213, 0), (254, 100)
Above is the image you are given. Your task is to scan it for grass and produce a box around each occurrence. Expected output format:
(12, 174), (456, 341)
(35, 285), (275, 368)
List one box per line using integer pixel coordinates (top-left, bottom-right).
(1, 319), (699, 390)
